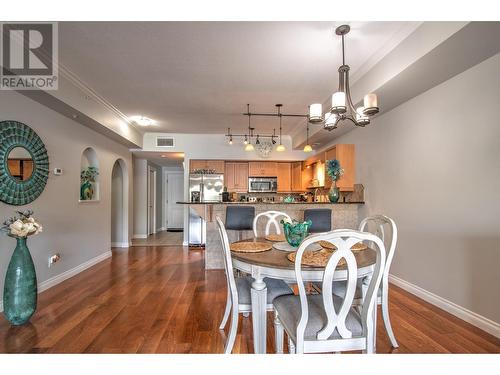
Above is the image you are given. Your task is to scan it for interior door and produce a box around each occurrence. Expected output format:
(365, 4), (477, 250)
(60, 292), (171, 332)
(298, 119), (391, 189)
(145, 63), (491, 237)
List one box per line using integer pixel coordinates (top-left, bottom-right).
(147, 168), (156, 235)
(167, 173), (184, 229)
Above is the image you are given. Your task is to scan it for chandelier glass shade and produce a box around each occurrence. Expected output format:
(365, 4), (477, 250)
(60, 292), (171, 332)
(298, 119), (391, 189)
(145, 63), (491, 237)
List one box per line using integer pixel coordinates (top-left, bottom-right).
(308, 25), (380, 131)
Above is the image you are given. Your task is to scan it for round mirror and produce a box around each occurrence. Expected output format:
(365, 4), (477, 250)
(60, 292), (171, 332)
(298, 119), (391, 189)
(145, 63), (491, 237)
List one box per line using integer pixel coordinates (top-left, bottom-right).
(7, 146), (34, 181)
(0, 121), (49, 206)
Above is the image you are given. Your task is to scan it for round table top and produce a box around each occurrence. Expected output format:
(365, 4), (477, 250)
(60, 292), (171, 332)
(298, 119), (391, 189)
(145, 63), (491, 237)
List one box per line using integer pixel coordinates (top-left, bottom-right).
(231, 237), (377, 271)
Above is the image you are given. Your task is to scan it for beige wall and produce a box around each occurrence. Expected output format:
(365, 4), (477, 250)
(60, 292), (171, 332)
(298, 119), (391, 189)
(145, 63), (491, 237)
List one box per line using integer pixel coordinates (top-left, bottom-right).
(324, 53), (500, 323)
(0, 91), (133, 305)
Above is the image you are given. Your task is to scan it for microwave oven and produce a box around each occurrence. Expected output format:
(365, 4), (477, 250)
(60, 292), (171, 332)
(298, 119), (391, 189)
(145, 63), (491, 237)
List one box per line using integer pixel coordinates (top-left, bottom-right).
(248, 177), (278, 193)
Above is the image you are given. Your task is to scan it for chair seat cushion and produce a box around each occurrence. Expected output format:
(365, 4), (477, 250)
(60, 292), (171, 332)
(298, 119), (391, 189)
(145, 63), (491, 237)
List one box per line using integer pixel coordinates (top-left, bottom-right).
(332, 279), (364, 300)
(332, 280), (382, 300)
(236, 276), (293, 305)
(273, 294), (363, 341)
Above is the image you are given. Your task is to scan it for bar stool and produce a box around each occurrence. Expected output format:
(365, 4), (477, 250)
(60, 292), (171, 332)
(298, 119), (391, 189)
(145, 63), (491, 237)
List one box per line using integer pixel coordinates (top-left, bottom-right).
(225, 206), (255, 241)
(303, 208), (332, 233)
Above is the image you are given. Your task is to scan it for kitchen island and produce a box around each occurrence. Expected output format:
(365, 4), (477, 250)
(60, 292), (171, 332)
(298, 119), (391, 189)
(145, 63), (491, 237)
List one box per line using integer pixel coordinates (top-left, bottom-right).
(177, 201), (364, 269)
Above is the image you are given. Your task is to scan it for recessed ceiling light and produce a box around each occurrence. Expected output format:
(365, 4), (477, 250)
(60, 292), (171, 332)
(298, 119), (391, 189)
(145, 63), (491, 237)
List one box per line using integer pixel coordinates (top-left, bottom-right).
(161, 155), (168, 158)
(129, 115), (155, 127)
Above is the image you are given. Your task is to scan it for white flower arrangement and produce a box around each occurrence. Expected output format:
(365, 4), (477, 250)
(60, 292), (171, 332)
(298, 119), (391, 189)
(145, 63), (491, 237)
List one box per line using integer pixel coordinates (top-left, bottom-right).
(1, 210), (43, 238)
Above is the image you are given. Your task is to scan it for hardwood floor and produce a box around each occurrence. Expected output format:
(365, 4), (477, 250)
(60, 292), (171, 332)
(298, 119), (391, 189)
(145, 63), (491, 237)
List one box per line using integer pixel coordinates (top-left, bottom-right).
(131, 230), (184, 247)
(0, 245), (498, 354)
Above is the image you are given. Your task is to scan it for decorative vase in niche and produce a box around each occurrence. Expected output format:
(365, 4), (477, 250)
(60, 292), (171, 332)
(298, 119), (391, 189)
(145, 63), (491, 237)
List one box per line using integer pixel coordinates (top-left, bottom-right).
(80, 180), (94, 200)
(328, 182), (340, 203)
(3, 236), (37, 325)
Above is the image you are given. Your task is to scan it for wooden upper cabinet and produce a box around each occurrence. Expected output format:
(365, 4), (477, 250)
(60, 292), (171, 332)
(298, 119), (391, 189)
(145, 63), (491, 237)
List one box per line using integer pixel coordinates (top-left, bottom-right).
(224, 163), (235, 191)
(225, 162), (248, 193)
(291, 161), (303, 192)
(205, 160), (225, 173)
(189, 160), (206, 172)
(324, 144), (355, 191)
(277, 163), (291, 192)
(234, 163), (249, 192)
(7, 160), (21, 177)
(248, 162), (278, 177)
(190, 160), (225, 173)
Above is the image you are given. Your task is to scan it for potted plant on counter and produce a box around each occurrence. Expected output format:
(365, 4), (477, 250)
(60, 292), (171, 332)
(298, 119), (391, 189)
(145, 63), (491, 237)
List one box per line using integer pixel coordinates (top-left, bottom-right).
(1, 210), (43, 325)
(326, 159), (344, 203)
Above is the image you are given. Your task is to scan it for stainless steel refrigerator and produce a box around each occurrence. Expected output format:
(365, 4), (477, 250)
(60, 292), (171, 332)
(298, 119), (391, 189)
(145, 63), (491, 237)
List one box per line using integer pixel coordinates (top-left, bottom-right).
(188, 173), (224, 246)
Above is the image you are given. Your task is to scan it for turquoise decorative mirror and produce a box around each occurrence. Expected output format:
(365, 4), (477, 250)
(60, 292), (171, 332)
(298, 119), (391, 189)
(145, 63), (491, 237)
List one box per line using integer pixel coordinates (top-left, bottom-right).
(0, 121), (49, 205)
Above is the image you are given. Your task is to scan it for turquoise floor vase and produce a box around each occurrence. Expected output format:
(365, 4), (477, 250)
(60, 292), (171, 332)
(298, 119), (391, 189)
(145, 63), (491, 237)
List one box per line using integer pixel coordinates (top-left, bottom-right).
(3, 237), (37, 326)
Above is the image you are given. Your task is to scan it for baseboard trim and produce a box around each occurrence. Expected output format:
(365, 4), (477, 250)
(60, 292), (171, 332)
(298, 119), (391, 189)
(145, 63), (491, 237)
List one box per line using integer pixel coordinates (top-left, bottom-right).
(111, 242), (130, 248)
(132, 234), (147, 239)
(389, 274), (500, 338)
(0, 251), (112, 313)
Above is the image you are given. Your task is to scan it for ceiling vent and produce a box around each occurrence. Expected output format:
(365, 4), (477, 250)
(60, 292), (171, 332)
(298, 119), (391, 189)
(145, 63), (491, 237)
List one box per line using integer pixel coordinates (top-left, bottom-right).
(156, 136), (174, 148)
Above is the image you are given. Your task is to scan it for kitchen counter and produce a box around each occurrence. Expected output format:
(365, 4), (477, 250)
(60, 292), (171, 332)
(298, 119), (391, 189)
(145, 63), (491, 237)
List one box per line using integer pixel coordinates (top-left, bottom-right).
(185, 201), (364, 269)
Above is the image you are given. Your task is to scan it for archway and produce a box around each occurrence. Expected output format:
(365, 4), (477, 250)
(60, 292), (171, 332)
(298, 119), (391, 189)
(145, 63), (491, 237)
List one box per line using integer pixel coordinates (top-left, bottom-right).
(111, 159), (129, 247)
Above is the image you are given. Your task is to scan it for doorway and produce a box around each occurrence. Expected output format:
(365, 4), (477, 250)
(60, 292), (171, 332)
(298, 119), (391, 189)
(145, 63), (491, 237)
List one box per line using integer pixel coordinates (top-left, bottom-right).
(147, 167), (156, 236)
(166, 172), (184, 230)
(111, 159), (129, 247)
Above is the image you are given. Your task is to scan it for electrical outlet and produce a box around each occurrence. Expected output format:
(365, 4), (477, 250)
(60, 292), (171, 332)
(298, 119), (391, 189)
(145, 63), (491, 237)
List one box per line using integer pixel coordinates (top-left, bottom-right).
(48, 253), (61, 267)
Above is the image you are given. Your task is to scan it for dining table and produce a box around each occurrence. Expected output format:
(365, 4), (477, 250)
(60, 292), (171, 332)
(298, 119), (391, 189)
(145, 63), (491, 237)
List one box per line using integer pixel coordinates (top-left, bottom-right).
(230, 237), (378, 354)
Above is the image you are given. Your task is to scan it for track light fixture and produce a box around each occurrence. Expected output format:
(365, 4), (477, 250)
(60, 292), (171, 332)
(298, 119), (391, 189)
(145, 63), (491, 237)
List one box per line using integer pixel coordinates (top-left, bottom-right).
(225, 104), (279, 151)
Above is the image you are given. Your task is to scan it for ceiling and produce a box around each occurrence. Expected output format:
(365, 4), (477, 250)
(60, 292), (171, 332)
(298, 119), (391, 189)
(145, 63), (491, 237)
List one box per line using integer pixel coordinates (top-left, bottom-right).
(58, 21), (420, 137)
(132, 150), (184, 167)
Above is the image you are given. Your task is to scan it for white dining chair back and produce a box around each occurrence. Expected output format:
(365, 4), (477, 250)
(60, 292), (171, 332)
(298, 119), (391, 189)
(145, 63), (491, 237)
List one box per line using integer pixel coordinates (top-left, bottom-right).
(216, 216), (239, 306)
(358, 214), (398, 347)
(359, 215), (397, 282)
(217, 216), (294, 353)
(252, 210), (291, 237)
(288, 230), (386, 353)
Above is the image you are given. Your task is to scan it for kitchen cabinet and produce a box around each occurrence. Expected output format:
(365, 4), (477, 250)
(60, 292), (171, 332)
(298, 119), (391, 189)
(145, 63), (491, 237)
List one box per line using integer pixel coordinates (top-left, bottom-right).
(324, 144), (355, 191)
(7, 159), (33, 181)
(291, 162), (303, 192)
(7, 160), (21, 177)
(225, 162), (248, 192)
(301, 163), (314, 190)
(190, 159), (225, 173)
(248, 162), (278, 177)
(277, 163), (291, 192)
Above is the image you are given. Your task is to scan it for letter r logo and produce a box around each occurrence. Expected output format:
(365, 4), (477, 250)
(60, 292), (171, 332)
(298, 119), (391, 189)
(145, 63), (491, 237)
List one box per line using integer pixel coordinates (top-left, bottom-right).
(2, 23), (53, 76)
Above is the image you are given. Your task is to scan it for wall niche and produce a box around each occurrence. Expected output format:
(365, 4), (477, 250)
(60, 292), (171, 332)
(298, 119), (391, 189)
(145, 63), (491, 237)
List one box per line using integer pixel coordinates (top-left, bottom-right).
(80, 147), (100, 202)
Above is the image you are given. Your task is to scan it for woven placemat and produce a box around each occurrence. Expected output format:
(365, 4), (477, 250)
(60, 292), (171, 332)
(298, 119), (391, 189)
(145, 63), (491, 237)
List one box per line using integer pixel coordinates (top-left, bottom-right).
(287, 249), (346, 267)
(319, 240), (368, 252)
(265, 234), (286, 242)
(230, 241), (272, 253)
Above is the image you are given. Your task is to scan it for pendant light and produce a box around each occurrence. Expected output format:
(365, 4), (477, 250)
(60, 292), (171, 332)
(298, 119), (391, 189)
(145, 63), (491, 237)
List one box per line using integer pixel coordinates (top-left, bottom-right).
(244, 106), (255, 151)
(303, 120), (312, 152)
(276, 104), (285, 152)
(309, 25), (380, 130)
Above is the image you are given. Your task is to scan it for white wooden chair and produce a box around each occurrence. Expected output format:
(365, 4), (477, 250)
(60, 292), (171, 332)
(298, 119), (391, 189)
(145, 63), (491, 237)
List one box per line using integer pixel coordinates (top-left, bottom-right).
(273, 229), (386, 354)
(252, 210), (291, 237)
(216, 216), (293, 353)
(332, 215), (399, 348)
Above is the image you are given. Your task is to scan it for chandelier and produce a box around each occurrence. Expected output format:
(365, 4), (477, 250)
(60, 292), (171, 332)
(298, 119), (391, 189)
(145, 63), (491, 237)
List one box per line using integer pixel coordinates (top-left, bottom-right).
(308, 25), (380, 130)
